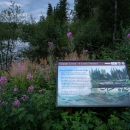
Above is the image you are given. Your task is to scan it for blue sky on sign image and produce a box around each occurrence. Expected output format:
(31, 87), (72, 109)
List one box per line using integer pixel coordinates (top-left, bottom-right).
(0, 0), (74, 22)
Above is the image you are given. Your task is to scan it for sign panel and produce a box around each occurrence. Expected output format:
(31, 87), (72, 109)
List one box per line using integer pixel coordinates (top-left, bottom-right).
(56, 60), (130, 107)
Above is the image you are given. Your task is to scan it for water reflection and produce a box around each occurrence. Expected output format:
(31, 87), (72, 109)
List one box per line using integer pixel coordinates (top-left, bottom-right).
(0, 38), (29, 70)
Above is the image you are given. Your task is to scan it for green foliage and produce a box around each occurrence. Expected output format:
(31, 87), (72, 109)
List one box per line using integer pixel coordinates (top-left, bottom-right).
(96, 45), (114, 60)
(74, 0), (97, 20)
(97, 27), (130, 70)
(0, 65), (56, 130)
(114, 27), (130, 69)
(21, 18), (70, 60)
(69, 18), (101, 54)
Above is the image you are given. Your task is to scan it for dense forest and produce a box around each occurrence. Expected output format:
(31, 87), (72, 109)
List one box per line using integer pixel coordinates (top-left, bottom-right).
(1, 0), (130, 70)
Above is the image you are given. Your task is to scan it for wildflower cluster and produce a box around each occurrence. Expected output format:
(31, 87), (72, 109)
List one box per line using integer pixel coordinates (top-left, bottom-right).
(72, 58), (77, 61)
(127, 33), (130, 39)
(48, 42), (54, 46)
(67, 32), (73, 38)
(26, 74), (33, 80)
(0, 72), (44, 108)
(13, 99), (20, 106)
(28, 85), (34, 92)
(83, 49), (88, 53)
(39, 89), (42, 94)
(14, 86), (18, 93)
(0, 76), (7, 84)
(0, 100), (8, 105)
(83, 49), (89, 60)
(17, 64), (25, 72)
(67, 31), (75, 55)
(21, 94), (28, 101)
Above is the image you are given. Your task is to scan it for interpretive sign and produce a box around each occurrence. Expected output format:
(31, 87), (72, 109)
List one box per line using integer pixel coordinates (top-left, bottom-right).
(56, 60), (130, 107)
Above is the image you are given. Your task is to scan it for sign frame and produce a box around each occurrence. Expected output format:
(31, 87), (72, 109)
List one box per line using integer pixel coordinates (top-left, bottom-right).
(56, 60), (130, 107)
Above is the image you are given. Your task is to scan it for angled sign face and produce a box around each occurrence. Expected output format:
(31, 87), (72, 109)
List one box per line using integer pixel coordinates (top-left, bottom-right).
(56, 60), (130, 107)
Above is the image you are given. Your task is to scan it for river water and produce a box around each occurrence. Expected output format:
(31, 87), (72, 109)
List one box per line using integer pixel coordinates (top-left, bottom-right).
(0, 38), (29, 69)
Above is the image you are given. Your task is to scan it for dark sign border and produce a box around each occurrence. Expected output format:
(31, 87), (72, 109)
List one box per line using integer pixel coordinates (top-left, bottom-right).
(56, 60), (130, 107)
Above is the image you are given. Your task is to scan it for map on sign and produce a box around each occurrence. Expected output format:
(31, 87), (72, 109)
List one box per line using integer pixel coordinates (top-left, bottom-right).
(56, 60), (130, 107)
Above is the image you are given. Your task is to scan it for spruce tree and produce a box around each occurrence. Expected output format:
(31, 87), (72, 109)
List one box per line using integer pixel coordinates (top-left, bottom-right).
(47, 3), (53, 18)
(54, 0), (68, 22)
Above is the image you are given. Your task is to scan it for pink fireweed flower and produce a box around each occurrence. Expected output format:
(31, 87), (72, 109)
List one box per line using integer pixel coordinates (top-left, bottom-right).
(72, 58), (77, 61)
(17, 65), (25, 72)
(83, 49), (88, 53)
(127, 33), (130, 38)
(39, 90), (43, 94)
(0, 76), (7, 84)
(1, 101), (8, 105)
(13, 99), (20, 106)
(21, 94), (28, 101)
(28, 85), (34, 92)
(14, 86), (18, 93)
(1, 101), (4, 105)
(48, 42), (54, 46)
(26, 74), (33, 80)
(67, 32), (73, 38)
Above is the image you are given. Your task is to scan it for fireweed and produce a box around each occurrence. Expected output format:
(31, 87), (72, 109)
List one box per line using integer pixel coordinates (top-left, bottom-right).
(14, 86), (18, 93)
(28, 85), (34, 93)
(26, 73), (33, 80)
(21, 94), (28, 101)
(83, 49), (89, 60)
(0, 100), (8, 105)
(127, 33), (130, 44)
(67, 31), (75, 59)
(127, 33), (130, 39)
(46, 42), (56, 80)
(39, 89), (43, 94)
(13, 99), (20, 106)
(17, 64), (25, 73)
(0, 76), (8, 99)
(67, 32), (73, 37)
(47, 42), (55, 67)
(43, 65), (51, 80)
(0, 76), (7, 85)
(72, 57), (77, 61)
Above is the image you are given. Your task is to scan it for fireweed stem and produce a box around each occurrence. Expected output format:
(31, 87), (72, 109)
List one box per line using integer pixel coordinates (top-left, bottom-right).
(47, 42), (55, 75)
(67, 32), (75, 59)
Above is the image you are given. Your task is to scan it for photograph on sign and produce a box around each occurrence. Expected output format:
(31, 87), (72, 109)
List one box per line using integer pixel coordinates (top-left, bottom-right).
(56, 60), (130, 107)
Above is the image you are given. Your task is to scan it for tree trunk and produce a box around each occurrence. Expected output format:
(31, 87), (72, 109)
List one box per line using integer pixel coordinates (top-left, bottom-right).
(113, 0), (117, 43)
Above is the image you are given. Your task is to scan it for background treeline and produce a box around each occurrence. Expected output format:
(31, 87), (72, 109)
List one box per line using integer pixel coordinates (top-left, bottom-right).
(1, 0), (130, 67)
(90, 68), (128, 80)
